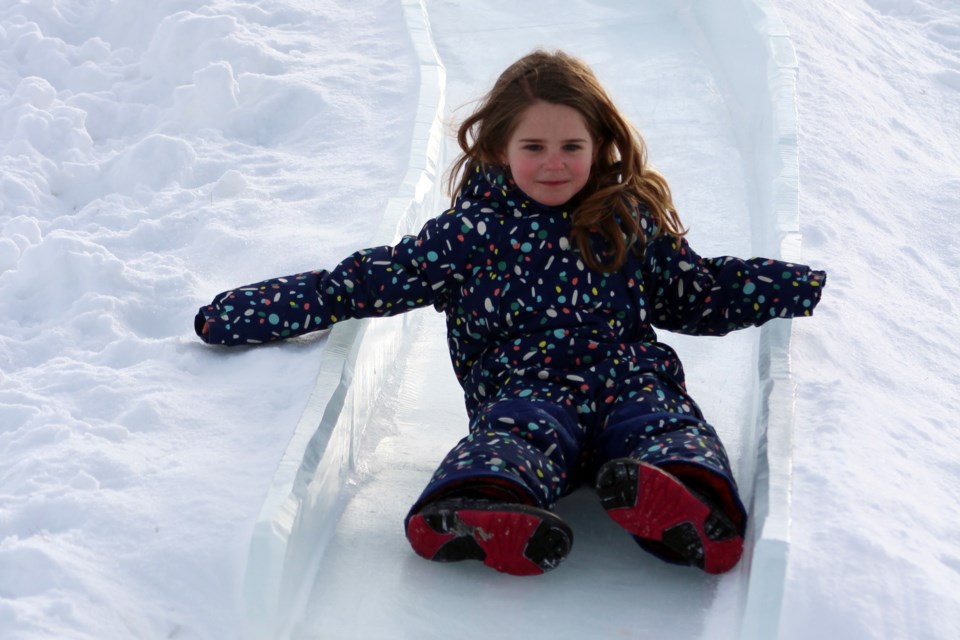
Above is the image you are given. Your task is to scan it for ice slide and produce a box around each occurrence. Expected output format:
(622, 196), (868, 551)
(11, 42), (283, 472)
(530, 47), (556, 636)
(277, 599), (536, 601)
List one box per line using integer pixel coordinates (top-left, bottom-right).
(242, 1), (802, 638)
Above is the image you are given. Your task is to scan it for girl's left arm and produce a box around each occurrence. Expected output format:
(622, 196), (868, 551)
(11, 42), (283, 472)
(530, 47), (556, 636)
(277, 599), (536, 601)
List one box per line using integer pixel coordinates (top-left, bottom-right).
(643, 233), (826, 336)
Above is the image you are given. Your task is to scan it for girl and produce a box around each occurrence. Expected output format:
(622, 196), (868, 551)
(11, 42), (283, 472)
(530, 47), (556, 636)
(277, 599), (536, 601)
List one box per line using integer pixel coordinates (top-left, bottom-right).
(195, 50), (825, 577)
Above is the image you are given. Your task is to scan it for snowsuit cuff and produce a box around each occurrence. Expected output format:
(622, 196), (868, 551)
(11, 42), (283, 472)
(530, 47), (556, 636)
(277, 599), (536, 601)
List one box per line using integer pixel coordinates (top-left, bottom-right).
(807, 269), (827, 312)
(195, 270), (327, 346)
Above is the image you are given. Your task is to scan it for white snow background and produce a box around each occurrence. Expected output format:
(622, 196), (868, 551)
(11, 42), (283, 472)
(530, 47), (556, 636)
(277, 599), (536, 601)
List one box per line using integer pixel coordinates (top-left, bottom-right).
(1, 0), (958, 639)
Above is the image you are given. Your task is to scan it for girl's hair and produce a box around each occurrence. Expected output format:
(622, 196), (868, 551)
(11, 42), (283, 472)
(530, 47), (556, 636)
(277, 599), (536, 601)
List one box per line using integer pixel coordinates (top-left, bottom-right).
(447, 49), (686, 272)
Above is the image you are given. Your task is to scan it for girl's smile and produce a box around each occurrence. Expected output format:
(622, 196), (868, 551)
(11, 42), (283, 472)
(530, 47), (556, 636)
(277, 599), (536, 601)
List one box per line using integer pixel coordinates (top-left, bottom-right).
(500, 101), (596, 207)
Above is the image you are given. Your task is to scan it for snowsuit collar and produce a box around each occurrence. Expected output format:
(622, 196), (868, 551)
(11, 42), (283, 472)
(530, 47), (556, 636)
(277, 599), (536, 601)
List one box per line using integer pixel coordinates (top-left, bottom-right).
(454, 163), (571, 218)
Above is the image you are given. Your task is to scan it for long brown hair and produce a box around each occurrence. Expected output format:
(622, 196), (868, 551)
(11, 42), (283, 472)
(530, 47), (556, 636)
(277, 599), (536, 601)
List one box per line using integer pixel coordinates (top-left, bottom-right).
(447, 50), (686, 272)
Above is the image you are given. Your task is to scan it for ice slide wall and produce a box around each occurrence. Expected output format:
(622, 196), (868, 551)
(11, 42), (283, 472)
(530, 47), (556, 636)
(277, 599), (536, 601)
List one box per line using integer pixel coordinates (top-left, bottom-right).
(241, 1), (801, 638)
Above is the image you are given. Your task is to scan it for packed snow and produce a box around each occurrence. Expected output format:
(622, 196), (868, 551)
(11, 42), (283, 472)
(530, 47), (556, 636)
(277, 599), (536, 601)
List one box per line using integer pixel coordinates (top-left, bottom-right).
(0, 0), (957, 639)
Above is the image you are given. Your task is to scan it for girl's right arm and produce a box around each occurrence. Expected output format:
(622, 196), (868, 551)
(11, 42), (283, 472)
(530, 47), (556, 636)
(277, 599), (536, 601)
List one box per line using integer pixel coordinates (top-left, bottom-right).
(195, 209), (470, 346)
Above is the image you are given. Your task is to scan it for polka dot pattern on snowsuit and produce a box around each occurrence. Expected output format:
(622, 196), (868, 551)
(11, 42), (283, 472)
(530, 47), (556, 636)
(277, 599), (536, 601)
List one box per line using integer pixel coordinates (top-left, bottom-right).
(197, 164), (826, 526)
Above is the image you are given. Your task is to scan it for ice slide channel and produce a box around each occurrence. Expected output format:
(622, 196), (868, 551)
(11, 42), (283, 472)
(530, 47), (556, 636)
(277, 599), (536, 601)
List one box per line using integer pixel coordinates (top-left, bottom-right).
(243, 1), (801, 638)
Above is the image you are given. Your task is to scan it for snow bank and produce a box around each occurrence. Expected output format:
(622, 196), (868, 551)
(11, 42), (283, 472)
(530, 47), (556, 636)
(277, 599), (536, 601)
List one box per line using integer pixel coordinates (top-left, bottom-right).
(678, 1), (802, 637)
(240, 1), (446, 636)
(0, 1), (417, 637)
(776, 1), (960, 637)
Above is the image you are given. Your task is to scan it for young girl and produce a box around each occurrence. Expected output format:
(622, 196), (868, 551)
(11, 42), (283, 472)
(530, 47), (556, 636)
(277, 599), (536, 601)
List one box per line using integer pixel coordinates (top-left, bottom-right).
(195, 50), (825, 577)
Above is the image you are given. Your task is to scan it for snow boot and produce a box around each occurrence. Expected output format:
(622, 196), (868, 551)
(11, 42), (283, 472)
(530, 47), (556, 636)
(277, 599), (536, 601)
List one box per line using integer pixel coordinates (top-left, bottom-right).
(406, 498), (573, 576)
(595, 458), (743, 574)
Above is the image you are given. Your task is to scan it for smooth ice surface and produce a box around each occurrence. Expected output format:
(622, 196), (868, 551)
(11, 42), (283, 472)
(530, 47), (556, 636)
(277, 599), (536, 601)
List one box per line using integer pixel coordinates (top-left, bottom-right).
(1, 0), (959, 639)
(280, 1), (784, 638)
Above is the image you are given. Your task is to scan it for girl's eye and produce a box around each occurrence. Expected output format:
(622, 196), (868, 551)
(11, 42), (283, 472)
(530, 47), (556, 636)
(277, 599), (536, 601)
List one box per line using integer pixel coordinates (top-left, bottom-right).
(523, 144), (543, 152)
(564, 144), (583, 152)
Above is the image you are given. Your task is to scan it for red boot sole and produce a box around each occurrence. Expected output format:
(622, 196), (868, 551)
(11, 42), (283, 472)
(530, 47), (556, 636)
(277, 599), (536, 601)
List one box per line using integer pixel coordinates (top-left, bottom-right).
(598, 460), (743, 574)
(406, 502), (572, 576)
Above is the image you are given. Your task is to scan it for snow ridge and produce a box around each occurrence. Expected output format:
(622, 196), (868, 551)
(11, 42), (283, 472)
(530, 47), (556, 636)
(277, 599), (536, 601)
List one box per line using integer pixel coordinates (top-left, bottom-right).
(241, 2), (446, 637)
(679, 1), (802, 638)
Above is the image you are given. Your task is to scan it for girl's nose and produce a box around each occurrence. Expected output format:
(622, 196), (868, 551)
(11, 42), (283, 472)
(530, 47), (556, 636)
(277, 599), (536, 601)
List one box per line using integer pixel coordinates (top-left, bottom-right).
(543, 153), (565, 170)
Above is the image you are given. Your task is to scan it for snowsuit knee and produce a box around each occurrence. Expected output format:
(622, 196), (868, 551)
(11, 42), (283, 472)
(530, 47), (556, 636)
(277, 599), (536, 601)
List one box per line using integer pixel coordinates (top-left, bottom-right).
(410, 390), (584, 513)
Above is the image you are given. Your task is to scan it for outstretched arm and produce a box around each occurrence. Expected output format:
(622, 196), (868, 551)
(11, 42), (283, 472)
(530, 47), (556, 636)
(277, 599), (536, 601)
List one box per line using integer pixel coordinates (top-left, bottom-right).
(643, 233), (826, 336)
(195, 209), (469, 346)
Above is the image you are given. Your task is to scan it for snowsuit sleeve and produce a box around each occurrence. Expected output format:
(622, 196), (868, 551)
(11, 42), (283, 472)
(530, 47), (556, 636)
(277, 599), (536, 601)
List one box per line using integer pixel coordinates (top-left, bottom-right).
(642, 232), (826, 336)
(195, 209), (468, 345)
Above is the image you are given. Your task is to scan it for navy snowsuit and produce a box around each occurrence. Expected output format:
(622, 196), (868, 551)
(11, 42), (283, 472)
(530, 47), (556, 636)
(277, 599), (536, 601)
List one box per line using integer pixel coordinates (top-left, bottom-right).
(196, 165), (826, 530)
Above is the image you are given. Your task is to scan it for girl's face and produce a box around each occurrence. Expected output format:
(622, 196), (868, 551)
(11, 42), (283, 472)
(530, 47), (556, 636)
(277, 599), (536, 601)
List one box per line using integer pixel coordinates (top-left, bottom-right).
(500, 101), (596, 207)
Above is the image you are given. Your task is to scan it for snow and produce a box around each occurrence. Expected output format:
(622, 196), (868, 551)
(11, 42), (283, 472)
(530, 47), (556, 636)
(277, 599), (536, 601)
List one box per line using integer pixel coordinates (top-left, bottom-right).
(777, 1), (960, 638)
(0, 0), (957, 639)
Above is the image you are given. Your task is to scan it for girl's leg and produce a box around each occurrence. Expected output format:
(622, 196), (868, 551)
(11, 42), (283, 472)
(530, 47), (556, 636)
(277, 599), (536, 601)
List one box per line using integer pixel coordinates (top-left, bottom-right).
(593, 376), (747, 573)
(405, 392), (583, 575)
(409, 393), (584, 514)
